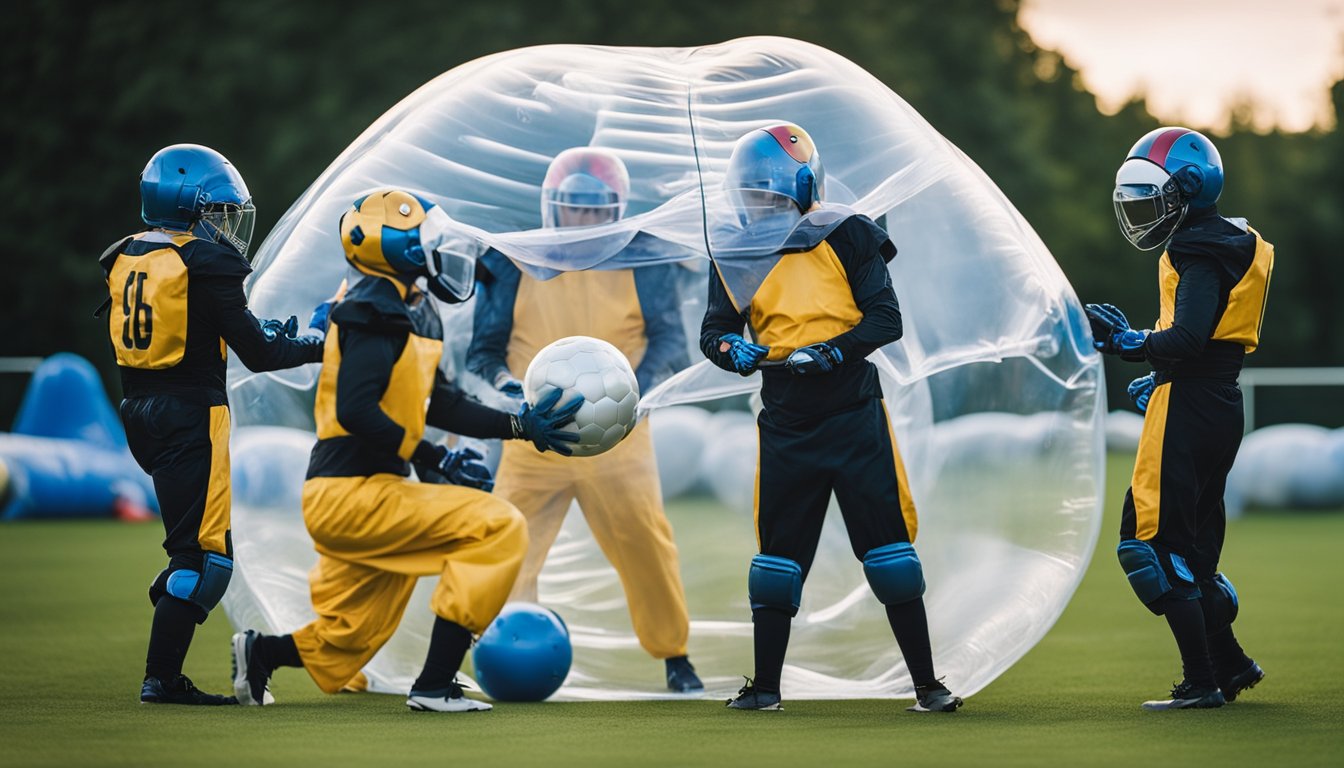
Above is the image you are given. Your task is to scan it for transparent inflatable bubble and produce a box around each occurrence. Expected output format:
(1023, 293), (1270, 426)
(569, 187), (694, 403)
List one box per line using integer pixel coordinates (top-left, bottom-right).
(222, 36), (1104, 701)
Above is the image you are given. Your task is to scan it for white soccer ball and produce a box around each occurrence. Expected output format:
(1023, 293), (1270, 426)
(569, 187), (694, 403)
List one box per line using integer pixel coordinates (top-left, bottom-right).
(523, 336), (639, 457)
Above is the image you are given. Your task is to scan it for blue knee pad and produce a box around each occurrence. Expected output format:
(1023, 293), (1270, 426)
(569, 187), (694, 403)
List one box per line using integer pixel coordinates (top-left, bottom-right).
(163, 553), (234, 614)
(863, 542), (925, 605)
(1199, 572), (1240, 632)
(1116, 539), (1172, 607)
(748, 555), (803, 617)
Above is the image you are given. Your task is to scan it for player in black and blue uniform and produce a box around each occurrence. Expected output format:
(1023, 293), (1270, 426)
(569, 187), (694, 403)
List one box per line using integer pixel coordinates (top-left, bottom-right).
(1090, 126), (1272, 710)
(701, 124), (961, 714)
(100, 144), (325, 705)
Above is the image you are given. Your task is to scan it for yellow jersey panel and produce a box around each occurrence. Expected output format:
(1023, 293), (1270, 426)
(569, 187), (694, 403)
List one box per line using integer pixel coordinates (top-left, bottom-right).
(508, 269), (647, 376)
(749, 242), (863, 361)
(106, 234), (192, 370)
(1210, 228), (1273, 353)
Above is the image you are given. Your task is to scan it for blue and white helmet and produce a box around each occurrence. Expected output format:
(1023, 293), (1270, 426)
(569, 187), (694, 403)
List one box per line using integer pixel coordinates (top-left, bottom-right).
(1113, 127), (1223, 250)
(140, 144), (256, 257)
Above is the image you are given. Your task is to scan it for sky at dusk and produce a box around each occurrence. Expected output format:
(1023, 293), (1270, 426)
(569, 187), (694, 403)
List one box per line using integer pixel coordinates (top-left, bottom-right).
(1019, 0), (1344, 133)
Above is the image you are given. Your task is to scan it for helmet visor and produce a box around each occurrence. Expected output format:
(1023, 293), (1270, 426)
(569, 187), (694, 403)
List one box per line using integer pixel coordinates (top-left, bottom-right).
(1113, 184), (1185, 251)
(200, 201), (256, 258)
(725, 187), (802, 229)
(427, 241), (477, 303)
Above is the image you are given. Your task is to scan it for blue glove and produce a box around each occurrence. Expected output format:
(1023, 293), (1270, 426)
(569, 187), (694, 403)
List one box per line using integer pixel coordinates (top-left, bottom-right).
(493, 370), (524, 398)
(414, 445), (494, 491)
(306, 280), (347, 341)
(718, 333), (770, 376)
(1128, 373), (1155, 413)
(785, 342), (844, 375)
(512, 388), (583, 455)
(261, 315), (299, 341)
(1084, 303), (1148, 361)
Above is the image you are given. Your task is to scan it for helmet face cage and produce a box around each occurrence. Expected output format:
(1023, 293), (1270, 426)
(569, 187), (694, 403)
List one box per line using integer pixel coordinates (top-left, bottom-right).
(541, 148), (629, 228)
(198, 201), (257, 257)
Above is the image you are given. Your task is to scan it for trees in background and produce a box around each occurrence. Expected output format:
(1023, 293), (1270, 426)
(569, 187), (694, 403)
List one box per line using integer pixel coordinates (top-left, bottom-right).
(1, 0), (1336, 418)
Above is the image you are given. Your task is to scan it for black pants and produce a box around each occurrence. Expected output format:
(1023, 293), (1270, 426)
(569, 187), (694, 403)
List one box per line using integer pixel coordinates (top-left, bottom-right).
(121, 394), (233, 589)
(756, 398), (917, 576)
(1120, 378), (1242, 590)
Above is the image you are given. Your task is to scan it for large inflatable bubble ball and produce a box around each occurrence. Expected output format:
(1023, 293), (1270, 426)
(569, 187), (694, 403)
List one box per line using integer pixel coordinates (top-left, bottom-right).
(473, 603), (573, 702)
(523, 336), (639, 457)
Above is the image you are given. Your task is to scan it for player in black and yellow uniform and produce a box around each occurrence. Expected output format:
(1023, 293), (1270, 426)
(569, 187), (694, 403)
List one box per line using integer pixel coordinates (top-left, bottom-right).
(101, 144), (325, 705)
(701, 124), (961, 714)
(1090, 126), (1272, 710)
(230, 189), (581, 713)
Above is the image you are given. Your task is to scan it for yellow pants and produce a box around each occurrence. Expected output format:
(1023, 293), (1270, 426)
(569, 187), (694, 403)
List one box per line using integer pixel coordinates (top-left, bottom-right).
(494, 420), (690, 659)
(292, 474), (526, 693)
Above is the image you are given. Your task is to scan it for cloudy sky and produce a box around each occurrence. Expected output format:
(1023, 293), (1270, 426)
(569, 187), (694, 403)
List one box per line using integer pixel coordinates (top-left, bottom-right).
(1018, 0), (1344, 132)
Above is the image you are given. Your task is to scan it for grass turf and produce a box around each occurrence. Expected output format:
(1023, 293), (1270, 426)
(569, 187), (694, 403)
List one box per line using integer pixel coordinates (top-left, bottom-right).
(1, 452), (1341, 767)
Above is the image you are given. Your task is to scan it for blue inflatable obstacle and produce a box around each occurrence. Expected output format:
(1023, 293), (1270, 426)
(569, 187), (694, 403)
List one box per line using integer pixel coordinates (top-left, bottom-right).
(0, 353), (156, 520)
(472, 603), (572, 701)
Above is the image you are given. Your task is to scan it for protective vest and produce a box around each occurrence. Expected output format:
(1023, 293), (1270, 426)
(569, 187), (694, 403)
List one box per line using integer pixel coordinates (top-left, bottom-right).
(1157, 227), (1273, 354)
(747, 241), (863, 361)
(507, 269), (647, 376)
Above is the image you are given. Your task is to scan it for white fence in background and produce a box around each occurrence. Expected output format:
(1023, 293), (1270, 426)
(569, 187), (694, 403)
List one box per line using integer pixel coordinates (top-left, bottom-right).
(1239, 367), (1344, 433)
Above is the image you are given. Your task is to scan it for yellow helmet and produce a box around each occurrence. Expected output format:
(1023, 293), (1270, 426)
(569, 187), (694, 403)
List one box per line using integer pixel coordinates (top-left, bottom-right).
(339, 189), (477, 302)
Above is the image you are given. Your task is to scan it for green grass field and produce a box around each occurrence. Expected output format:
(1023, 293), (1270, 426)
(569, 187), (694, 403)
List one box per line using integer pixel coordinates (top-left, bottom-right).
(2, 453), (1342, 767)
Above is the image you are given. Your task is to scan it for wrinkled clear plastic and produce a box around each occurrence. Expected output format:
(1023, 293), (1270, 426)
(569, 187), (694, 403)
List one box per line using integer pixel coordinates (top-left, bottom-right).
(223, 36), (1104, 701)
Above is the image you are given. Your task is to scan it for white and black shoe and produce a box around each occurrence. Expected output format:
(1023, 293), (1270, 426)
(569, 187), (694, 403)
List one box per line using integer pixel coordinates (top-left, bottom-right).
(231, 630), (275, 706)
(406, 681), (492, 712)
(907, 682), (963, 713)
(1141, 680), (1226, 710)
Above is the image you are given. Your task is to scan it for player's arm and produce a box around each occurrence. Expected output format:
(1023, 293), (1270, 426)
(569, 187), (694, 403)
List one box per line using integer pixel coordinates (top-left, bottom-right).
(699, 266), (750, 373)
(827, 218), (903, 361)
(1143, 256), (1221, 366)
(633, 264), (691, 392)
(425, 371), (516, 440)
(465, 249), (521, 391)
(331, 322), (416, 458)
(203, 275), (323, 371)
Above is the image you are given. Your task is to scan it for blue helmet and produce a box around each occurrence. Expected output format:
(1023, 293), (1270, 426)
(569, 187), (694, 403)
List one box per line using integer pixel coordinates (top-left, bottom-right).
(1113, 127), (1224, 250)
(724, 123), (825, 215)
(140, 144), (256, 256)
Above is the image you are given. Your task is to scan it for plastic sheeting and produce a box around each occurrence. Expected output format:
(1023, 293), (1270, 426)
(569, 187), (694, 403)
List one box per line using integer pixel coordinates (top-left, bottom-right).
(221, 36), (1104, 702)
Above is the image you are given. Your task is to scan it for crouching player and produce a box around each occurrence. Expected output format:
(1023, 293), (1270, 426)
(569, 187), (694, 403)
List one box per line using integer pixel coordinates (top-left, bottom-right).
(104, 144), (326, 705)
(701, 124), (961, 713)
(231, 190), (580, 712)
(1091, 127), (1271, 710)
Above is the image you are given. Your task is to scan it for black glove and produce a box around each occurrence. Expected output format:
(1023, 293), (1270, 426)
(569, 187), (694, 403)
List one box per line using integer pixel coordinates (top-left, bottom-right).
(785, 342), (844, 375)
(413, 444), (494, 491)
(261, 315), (299, 341)
(1084, 303), (1148, 361)
(511, 387), (582, 455)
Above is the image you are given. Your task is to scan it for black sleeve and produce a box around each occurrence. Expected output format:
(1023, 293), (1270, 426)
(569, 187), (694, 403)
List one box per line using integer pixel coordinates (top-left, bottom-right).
(465, 250), (520, 383)
(633, 264), (691, 392)
(699, 266), (747, 372)
(825, 217), (903, 361)
(331, 324), (410, 455)
(1144, 256), (1221, 365)
(425, 368), (516, 439)
(201, 277), (324, 371)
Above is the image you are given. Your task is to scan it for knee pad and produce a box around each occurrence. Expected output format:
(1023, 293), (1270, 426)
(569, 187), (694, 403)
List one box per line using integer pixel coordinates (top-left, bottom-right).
(1116, 539), (1172, 610)
(862, 542), (925, 605)
(157, 553), (234, 616)
(748, 555), (803, 617)
(1198, 572), (1239, 632)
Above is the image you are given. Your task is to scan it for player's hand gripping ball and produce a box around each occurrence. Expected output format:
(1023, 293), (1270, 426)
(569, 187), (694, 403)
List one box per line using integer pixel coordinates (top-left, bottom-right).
(523, 336), (639, 457)
(472, 603), (573, 702)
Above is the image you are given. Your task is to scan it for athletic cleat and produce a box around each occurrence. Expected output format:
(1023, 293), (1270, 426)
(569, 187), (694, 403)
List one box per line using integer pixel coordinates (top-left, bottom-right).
(666, 656), (704, 692)
(907, 682), (963, 713)
(1141, 680), (1226, 710)
(406, 681), (492, 712)
(140, 674), (237, 705)
(231, 630), (275, 706)
(1219, 661), (1264, 703)
(725, 677), (781, 711)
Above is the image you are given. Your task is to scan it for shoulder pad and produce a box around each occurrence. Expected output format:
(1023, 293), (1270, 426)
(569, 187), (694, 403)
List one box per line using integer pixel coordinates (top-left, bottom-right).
(830, 214), (897, 263)
(180, 239), (253, 279)
(97, 235), (135, 279)
(332, 277), (414, 331)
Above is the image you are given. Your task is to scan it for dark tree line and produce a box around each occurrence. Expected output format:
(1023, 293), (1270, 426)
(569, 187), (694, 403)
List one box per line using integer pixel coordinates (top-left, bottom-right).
(2, 0), (1338, 422)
